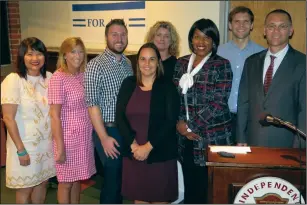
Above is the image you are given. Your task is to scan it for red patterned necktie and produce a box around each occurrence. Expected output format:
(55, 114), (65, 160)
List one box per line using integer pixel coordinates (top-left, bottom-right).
(263, 55), (276, 94)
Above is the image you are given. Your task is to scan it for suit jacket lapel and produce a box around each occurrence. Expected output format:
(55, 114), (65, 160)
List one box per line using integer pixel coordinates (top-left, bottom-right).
(265, 46), (293, 98)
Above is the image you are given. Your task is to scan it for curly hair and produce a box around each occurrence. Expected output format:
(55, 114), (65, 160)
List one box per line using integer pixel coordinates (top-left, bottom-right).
(56, 37), (87, 73)
(145, 21), (180, 57)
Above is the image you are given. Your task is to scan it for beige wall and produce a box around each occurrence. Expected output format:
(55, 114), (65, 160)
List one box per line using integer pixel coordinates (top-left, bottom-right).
(19, 1), (224, 56)
(19, 1), (71, 50)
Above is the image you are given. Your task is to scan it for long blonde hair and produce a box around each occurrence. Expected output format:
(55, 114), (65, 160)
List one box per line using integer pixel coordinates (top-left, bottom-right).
(145, 21), (180, 57)
(57, 37), (87, 73)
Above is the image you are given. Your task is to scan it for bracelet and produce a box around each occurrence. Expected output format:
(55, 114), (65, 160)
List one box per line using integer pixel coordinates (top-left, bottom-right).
(17, 149), (28, 157)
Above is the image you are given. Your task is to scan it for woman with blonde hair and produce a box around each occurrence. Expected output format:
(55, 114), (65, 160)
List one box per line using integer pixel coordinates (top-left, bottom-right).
(145, 21), (180, 80)
(48, 37), (96, 203)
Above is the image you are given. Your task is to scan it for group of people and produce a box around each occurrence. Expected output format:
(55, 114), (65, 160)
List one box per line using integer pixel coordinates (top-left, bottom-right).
(1, 6), (305, 204)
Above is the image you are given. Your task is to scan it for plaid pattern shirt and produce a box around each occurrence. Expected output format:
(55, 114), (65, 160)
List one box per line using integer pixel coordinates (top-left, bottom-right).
(173, 54), (233, 166)
(85, 48), (133, 122)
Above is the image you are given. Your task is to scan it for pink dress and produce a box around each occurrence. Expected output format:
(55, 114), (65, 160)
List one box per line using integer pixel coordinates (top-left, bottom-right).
(48, 71), (96, 182)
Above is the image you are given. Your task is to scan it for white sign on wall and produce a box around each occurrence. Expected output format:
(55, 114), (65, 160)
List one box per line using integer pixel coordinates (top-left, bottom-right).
(20, 1), (223, 55)
(71, 1), (146, 50)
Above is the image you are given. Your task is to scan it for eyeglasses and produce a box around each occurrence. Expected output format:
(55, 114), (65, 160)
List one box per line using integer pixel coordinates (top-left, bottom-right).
(266, 24), (290, 31)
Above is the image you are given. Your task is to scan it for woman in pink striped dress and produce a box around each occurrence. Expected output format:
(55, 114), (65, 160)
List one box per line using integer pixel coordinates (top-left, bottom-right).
(48, 37), (96, 203)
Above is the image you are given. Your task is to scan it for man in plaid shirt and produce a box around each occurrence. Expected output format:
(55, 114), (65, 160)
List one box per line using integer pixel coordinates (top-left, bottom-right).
(85, 19), (133, 204)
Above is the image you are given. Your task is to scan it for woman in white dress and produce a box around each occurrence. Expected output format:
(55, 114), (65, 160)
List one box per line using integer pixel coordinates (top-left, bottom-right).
(1, 37), (56, 203)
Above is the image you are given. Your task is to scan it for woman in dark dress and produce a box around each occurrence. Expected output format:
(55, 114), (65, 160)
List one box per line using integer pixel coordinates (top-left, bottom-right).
(116, 43), (180, 203)
(145, 21), (180, 81)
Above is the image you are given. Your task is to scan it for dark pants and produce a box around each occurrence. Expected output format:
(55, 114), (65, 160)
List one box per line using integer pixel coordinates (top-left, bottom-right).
(231, 113), (237, 144)
(93, 127), (123, 204)
(182, 140), (207, 204)
(48, 176), (58, 184)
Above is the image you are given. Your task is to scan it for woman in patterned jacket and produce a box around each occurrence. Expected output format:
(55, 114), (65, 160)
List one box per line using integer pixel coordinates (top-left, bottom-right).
(173, 18), (233, 204)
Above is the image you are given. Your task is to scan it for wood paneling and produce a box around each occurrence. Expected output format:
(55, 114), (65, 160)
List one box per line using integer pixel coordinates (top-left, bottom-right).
(230, 1), (306, 54)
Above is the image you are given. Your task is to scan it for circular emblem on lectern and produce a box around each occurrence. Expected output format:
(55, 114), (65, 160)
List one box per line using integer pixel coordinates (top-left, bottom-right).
(234, 176), (305, 204)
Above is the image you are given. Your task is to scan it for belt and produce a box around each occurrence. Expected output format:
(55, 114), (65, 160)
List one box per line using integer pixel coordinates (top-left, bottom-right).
(105, 122), (117, 127)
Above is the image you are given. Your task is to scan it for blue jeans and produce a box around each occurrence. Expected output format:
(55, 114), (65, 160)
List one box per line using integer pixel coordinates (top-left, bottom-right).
(93, 128), (123, 204)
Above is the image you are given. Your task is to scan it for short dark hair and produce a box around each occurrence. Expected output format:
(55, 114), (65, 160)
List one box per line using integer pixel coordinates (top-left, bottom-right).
(188, 18), (220, 55)
(265, 9), (292, 24)
(105, 19), (128, 36)
(228, 6), (254, 23)
(136, 42), (164, 86)
(16, 37), (48, 79)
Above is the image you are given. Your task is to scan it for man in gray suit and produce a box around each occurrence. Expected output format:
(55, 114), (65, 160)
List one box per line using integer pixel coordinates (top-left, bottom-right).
(236, 9), (306, 148)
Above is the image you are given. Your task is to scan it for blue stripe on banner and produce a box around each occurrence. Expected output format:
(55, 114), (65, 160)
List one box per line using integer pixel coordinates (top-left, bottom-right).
(72, 1), (145, 12)
(129, 24), (145, 27)
(73, 24), (86, 27)
(129, 18), (145, 21)
(73, 19), (86, 22)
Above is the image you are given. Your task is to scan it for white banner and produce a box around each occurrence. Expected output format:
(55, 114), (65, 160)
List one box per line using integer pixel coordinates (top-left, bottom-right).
(70, 1), (146, 52)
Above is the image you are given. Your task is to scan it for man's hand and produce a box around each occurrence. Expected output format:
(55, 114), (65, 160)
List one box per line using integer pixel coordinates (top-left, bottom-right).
(237, 143), (248, 146)
(132, 143), (153, 161)
(176, 120), (201, 140)
(101, 136), (120, 159)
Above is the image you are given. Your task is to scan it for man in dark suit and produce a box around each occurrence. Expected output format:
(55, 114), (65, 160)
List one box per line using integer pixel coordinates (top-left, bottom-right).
(236, 9), (306, 148)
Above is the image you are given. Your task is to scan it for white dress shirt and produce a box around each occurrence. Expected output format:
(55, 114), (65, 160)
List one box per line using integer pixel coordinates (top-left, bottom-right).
(263, 44), (289, 83)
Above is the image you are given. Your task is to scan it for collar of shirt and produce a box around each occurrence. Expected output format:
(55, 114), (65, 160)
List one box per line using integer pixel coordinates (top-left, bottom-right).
(229, 39), (253, 51)
(263, 44), (289, 83)
(266, 44), (289, 59)
(104, 47), (127, 64)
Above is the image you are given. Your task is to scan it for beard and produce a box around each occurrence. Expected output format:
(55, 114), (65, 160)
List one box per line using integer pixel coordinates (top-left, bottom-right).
(107, 41), (128, 55)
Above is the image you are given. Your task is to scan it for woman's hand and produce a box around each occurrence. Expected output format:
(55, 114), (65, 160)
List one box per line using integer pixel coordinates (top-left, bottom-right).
(132, 142), (153, 161)
(176, 120), (201, 140)
(130, 140), (138, 153)
(55, 149), (66, 164)
(185, 132), (201, 141)
(18, 153), (30, 166)
(176, 120), (188, 135)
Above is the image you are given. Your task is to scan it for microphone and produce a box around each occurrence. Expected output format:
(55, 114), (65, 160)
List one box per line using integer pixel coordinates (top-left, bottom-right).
(259, 113), (306, 140)
(260, 113), (306, 203)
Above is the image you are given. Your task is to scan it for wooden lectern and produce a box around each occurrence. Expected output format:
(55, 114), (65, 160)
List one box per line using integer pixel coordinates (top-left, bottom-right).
(206, 147), (306, 204)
